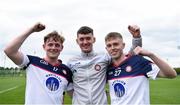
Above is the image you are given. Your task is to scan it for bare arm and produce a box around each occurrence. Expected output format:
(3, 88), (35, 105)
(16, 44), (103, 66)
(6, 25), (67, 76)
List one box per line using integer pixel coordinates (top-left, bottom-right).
(133, 46), (177, 78)
(128, 25), (142, 53)
(4, 22), (45, 65)
(148, 53), (177, 78)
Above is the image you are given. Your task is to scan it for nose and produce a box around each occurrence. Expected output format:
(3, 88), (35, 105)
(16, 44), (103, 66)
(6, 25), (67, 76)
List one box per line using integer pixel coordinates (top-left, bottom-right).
(51, 45), (57, 49)
(111, 45), (115, 50)
(83, 39), (88, 44)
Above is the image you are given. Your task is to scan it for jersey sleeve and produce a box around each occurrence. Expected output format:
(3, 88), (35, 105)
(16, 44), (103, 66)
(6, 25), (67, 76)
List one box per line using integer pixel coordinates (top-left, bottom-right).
(138, 55), (158, 79)
(146, 63), (160, 80)
(18, 53), (30, 68)
(129, 37), (142, 53)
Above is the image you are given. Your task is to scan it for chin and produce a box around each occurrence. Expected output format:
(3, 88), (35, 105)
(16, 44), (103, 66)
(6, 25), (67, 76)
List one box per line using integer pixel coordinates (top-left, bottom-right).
(82, 49), (91, 53)
(48, 54), (59, 59)
(112, 55), (119, 59)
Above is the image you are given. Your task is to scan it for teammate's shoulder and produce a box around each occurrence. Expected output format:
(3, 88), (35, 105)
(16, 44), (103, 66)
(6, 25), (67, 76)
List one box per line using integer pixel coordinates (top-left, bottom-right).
(68, 55), (81, 62)
(128, 54), (143, 59)
(130, 54), (150, 63)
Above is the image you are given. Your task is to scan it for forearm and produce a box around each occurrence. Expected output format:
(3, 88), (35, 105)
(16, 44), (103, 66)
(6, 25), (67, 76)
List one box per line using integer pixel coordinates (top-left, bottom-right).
(149, 53), (177, 78)
(5, 28), (33, 54)
(4, 28), (33, 65)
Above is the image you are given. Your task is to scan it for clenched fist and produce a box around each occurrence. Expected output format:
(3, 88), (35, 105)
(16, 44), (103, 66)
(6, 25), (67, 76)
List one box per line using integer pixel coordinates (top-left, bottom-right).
(128, 25), (141, 38)
(31, 22), (45, 32)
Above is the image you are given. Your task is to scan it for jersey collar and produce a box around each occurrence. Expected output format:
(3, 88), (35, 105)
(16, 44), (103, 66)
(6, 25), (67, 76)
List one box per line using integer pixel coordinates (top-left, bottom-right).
(81, 50), (95, 57)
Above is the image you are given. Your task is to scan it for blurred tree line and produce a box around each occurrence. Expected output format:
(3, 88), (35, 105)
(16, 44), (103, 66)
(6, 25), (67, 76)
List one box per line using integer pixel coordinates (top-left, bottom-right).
(0, 66), (179, 77)
(174, 68), (180, 75)
(0, 66), (25, 77)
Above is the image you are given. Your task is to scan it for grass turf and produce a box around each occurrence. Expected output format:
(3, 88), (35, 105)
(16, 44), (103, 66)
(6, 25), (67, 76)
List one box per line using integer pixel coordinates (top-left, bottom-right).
(0, 76), (180, 104)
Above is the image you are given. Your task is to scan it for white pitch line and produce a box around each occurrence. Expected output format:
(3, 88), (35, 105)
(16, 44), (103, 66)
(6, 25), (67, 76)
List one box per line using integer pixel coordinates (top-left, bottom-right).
(0, 86), (19, 94)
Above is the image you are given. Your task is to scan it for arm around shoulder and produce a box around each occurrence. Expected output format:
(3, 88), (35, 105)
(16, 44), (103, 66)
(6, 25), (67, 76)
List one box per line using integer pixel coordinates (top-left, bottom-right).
(148, 53), (177, 78)
(133, 46), (177, 79)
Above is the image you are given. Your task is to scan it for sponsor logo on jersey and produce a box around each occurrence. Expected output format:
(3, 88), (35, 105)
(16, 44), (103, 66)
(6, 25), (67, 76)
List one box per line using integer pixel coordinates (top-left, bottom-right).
(45, 74), (62, 93)
(112, 80), (126, 98)
(94, 64), (101, 71)
(40, 60), (48, 65)
(108, 71), (113, 75)
(126, 66), (132, 72)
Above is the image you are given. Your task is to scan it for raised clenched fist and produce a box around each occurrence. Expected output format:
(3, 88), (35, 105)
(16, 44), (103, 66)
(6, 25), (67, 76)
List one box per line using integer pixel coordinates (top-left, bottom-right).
(128, 25), (141, 38)
(32, 22), (45, 32)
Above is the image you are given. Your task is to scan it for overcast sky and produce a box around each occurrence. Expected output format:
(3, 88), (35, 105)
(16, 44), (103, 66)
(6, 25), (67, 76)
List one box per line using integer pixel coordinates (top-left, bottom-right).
(0, 0), (180, 68)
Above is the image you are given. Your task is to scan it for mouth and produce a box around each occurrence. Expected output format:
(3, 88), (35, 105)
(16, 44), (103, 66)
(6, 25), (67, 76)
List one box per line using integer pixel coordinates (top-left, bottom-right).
(48, 50), (59, 55)
(111, 51), (118, 55)
(82, 45), (90, 49)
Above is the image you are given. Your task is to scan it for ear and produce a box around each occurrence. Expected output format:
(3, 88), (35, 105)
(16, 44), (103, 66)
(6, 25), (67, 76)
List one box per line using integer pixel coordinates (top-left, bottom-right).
(43, 44), (45, 50)
(122, 43), (125, 49)
(93, 37), (96, 43)
(76, 38), (79, 44)
(105, 46), (108, 51)
(61, 45), (64, 50)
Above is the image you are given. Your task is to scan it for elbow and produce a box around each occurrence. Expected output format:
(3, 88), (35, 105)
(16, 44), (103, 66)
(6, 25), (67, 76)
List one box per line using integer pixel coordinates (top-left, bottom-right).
(168, 70), (177, 79)
(4, 49), (12, 58)
(4, 47), (14, 57)
(172, 72), (177, 78)
(4, 48), (9, 56)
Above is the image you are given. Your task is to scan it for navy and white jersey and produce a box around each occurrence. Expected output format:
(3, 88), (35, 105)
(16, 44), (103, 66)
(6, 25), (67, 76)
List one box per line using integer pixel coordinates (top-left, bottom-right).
(19, 54), (72, 105)
(107, 55), (160, 105)
(67, 51), (111, 105)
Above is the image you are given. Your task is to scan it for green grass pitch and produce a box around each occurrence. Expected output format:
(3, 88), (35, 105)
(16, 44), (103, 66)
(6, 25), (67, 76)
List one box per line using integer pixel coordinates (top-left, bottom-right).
(0, 76), (180, 104)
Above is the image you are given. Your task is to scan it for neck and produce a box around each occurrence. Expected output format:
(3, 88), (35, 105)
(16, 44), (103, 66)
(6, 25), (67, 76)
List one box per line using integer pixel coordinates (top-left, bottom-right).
(113, 54), (126, 66)
(81, 50), (94, 57)
(44, 57), (59, 65)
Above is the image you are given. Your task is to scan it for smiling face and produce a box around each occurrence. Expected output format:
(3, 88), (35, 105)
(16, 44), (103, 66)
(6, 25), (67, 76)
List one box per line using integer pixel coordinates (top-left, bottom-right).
(43, 31), (64, 60)
(76, 33), (95, 53)
(76, 26), (95, 53)
(43, 38), (63, 59)
(105, 32), (125, 60)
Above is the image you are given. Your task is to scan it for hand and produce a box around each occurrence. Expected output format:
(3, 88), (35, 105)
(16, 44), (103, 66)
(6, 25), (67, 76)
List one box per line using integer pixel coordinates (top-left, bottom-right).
(128, 25), (141, 38)
(31, 22), (45, 32)
(133, 46), (152, 57)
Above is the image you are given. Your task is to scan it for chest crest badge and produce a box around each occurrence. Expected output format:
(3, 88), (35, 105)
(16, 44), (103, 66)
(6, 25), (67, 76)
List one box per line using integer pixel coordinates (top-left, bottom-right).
(126, 66), (132, 72)
(94, 64), (101, 71)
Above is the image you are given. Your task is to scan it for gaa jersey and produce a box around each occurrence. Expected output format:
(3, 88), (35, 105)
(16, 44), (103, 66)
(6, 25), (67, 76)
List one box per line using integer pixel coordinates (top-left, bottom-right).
(107, 55), (160, 105)
(20, 54), (73, 105)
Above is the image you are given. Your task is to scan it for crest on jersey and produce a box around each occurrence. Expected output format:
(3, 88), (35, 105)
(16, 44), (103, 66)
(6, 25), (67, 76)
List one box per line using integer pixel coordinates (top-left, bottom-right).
(45, 74), (62, 93)
(94, 64), (101, 71)
(126, 66), (132, 72)
(62, 69), (67, 75)
(112, 80), (126, 98)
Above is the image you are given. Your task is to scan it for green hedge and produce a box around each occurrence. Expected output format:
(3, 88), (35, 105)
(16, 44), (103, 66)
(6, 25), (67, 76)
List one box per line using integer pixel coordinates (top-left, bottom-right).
(174, 68), (180, 75)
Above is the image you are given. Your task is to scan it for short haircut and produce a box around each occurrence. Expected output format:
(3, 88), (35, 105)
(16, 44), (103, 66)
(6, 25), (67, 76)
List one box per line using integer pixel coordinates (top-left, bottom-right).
(44, 31), (65, 44)
(105, 32), (123, 42)
(77, 26), (93, 35)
